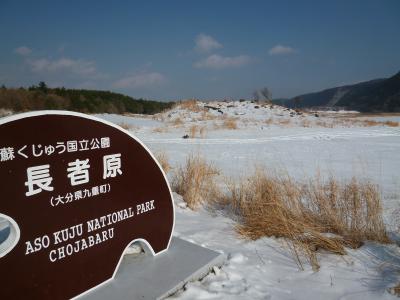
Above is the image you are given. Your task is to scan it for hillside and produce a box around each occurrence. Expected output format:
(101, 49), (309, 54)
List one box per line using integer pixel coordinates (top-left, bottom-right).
(0, 83), (173, 115)
(279, 71), (400, 112)
(336, 71), (400, 111)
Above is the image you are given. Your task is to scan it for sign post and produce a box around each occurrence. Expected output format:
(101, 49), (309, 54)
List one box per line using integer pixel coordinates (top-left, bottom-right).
(0, 111), (174, 299)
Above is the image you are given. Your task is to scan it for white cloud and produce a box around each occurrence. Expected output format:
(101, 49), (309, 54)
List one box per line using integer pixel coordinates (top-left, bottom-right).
(28, 57), (98, 77)
(195, 34), (222, 53)
(14, 46), (32, 56)
(194, 54), (251, 69)
(268, 45), (296, 55)
(113, 72), (166, 89)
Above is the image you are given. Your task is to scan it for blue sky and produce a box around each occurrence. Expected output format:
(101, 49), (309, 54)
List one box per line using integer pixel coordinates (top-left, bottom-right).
(1, 0), (399, 101)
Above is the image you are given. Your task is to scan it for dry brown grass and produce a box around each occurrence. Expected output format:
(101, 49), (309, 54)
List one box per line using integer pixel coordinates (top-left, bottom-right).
(355, 112), (400, 118)
(172, 154), (220, 209)
(172, 153), (390, 270)
(212, 122), (221, 130)
(355, 119), (400, 127)
(197, 111), (217, 121)
(178, 99), (203, 112)
(301, 119), (311, 127)
(217, 169), (389, 270)
(152, 126), (168, 133)
(117, 122), (139, 131)
(316, 120), (334, 128)
(0, 108), (12, 117)
(171, 117), (183, 126)
(222, 117), (238, 129)
(300, 117), (399, 129)
(199, 126), (207, 138)
(189, 125), (197, 138)
(383, 121), (400, 127)
(389, 283), (400, 296)
(265, 118), (274, 125)
(152, 113), (166, 122)
(187, 125), (207, 138)
(154, 151), (171, 173)
(278, 119), (291, 126)
(361, 120), (380, 127)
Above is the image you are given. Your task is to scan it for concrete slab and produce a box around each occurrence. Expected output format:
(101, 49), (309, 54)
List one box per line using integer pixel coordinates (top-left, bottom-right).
(80, 237), (225, 300)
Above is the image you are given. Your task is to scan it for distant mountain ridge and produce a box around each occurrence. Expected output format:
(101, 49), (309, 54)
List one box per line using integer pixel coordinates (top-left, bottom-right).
(276, 71), (400, 112)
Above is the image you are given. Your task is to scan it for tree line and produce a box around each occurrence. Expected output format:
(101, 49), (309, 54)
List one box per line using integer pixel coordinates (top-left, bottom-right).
(0, 82), (174, 114)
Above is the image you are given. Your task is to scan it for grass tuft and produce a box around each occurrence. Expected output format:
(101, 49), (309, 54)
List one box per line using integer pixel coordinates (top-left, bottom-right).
(117, 122), (136, 131)
(171, 117), (183, 126)
(172, 154), (219, 209)
(154, 151), (171, 173)
(383, 121), (399, 127)
(178, 99), (203, 112)
(188, 125), (207, 138)
(222, 117), (238, 129)
(216, 169), (389, 270)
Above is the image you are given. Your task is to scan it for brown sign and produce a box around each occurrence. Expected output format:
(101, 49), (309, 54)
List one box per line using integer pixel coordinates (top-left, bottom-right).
(0, 111), (174, 299)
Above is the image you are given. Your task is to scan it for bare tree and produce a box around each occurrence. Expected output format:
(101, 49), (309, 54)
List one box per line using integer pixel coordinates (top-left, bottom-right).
(293, 96), (302, 108)
(253, 87), (272, 103)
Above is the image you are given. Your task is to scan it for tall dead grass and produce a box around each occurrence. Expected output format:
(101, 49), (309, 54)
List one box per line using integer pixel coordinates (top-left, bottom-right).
(178, 99), (203, 112)
(265, 118), (274, 125)
(383, 121), (400, 127)
(154, 151), (171, 173)
(278, 119), (291, 126)
(301, 119), (311, 127)
(188, 125), (207, 138)
(359, 119), (400, 127)
(172, 154), (219, 209)
(217, 169), (389, 270)
(171, 117), (183, 126)
(152, 126), (169, 133)
(341, 119), (400, 128)
(117, 122), (139, 131)
(0, 108), (12, 117)
(316, 120), (334, 128)
(222, 117), (238, 129)
(173, 153), (389, 270)
(361, 120), (380, 127)
(198, 111), (217, 121)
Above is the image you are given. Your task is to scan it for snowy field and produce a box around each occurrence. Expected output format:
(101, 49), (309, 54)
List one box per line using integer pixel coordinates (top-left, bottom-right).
(97, 101), (400, 299)
(1, 102), (399, 299)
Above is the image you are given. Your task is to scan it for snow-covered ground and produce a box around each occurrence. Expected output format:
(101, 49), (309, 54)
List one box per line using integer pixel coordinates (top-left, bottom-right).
(171, 194), (400, 300)
(97, 101), (400, 299)
(1, 102), (399, 299)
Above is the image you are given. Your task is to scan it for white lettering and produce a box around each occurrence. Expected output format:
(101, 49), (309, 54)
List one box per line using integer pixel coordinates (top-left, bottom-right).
(25, 164), (54, 196)
(137, 200), (156, 215)
(103, 153), (122, 179)
(67, 158), (90, 186)
(49, 228), (114, 262)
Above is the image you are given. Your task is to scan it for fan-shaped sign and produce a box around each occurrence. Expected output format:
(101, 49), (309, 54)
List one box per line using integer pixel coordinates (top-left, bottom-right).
(0, 111), (174, 299)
